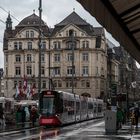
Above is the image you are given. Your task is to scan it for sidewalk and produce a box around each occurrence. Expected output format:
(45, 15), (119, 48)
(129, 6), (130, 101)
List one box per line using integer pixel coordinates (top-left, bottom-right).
(85, 121), (140, 140)
(0, 121), (39, 133)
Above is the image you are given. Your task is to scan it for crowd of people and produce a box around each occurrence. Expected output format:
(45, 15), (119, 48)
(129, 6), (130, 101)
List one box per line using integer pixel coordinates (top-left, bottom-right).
(0, 105), (39, 128)
(116, 104), (140, 129)
(15, 105), (39, 126)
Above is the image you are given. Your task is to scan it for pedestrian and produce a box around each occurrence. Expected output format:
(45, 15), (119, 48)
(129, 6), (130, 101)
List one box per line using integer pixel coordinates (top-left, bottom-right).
(31, 106), (38, 126)
(16, 106), (22, 123)
(117, 107), (124, 129)
(21, 106), (26, 126)
(0, 106), (5, 127)
(134, 105), (139, 128)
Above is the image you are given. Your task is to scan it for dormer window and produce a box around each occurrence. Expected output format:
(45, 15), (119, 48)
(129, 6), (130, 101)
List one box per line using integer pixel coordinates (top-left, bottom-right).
(26, 30), (34, 38)
(26, 31), (29, 38)
(69, 29), (77, 37)
(30, 31), (34, 38)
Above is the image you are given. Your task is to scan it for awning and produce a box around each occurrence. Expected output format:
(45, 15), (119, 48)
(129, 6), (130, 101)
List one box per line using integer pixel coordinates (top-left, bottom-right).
(77, 0), (140, 63)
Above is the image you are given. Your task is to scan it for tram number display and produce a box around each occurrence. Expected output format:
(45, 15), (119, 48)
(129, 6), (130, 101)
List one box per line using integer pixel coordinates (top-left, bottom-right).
(43, 91), (54, 97)
(43, 95), (54, 97)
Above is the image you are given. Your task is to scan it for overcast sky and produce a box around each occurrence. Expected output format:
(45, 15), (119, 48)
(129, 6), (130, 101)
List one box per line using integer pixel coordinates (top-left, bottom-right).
(0, 0), (120, 68)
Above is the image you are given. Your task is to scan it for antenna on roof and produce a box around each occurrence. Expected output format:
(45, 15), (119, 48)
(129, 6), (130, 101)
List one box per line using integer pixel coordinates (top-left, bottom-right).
(33, 9), (35, 14)
(73, 8), (75, 12)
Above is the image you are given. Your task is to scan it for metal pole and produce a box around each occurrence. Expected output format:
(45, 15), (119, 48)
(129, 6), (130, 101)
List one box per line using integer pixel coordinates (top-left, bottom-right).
(38, 0), (42, 95)
(70, 30), (76, 122)
(48, 30), (51, 90)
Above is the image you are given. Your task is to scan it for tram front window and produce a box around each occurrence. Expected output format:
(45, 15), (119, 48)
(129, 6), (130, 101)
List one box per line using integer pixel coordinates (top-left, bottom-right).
(41, 98), (54, 116)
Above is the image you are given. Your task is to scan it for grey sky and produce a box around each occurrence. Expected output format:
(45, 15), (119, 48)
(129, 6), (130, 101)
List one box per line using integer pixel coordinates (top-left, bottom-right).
(0, 0), (120, 68)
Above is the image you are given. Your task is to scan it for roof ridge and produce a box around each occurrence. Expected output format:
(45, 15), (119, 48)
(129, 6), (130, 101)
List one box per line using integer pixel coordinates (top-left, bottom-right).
(56, 11), (89, 26)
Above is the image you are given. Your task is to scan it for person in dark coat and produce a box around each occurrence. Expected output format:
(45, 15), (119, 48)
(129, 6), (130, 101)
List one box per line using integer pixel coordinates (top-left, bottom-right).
(0, 106), (5, 126)
(31, 106), (38, 126)
(21, 107), (26, 126)
(134, 105), (139, 128)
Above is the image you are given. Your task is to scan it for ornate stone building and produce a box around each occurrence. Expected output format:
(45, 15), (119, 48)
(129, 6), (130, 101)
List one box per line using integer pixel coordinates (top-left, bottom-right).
(3, 11), (107, 99)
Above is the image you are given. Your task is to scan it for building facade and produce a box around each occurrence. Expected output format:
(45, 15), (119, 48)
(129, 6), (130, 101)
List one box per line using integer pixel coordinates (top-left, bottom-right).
(3, 11), (107, 99)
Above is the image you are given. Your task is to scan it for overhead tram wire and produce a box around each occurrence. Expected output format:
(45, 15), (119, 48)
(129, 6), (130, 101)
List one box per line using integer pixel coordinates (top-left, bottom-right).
(0, 6), (47, 49)
(0, 19), (5, 24)
(0, 6), (20, 23)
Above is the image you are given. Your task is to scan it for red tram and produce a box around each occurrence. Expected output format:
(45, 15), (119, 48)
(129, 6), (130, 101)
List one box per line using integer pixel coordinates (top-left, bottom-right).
(39, 90), (104, 126)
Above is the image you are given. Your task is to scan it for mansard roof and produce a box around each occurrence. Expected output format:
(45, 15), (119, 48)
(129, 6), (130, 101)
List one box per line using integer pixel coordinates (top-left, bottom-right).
(17, 13), (47, 27)
(52, 12), (104, 37)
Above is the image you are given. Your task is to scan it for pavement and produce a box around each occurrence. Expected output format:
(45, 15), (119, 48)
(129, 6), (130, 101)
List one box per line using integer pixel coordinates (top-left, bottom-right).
(0, 121), (39, 133)
(0, 120), (140, 140)
(55, 120), (140, 140)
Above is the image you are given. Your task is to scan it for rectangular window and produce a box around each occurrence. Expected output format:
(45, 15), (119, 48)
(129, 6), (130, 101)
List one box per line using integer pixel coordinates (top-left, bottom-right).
(53, 41), (61, 49)
(54, 80), (62, 87)
(82, 53), (88, 61)
(66, 80), (72, 88)
(66, 42), (72, 49)
(82, 66), (88, 75)
(19, 42), (22, 50)
(15, 55), (21, 62)
(67, 53), (72, 61)
(26, 31), (29, 38)
(96, 67), (98, 75)
(14, 42), (22, 50)
(30, 31), (34, 38)
(27, 66), (32, 75)
(67, 66), (75, 75)
(5, 55), (8, 63)
(54, 54), (60, 62)
(14, 42), (18, 50)
(41, 66), (45, 75)
(27, 54), (32, 62)
(81, 80), (90, 88)
(42, 80), (46, 88)
(66, 80), (77, 88)
(96, 36), (101, 48)
(14, 81), (17, 88)
(82, 41), (89, 48)
(28, 42), (32, 50)
(5, 67), (8, 76)
(41, 54), (45, 62)
(15, 67), (21, 75)
(53, 67), (60, 75)
(41, 41), (46, 49)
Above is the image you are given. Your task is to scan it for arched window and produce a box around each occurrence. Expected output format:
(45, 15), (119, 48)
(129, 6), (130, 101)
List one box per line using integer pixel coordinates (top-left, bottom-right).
(81, 93), (91, 97)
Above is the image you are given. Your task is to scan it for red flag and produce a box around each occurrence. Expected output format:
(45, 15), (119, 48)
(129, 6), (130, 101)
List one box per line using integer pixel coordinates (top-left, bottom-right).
(18, 82), (23, 95)
(23, 75), (27, 91)
(31, 83), (36, 96)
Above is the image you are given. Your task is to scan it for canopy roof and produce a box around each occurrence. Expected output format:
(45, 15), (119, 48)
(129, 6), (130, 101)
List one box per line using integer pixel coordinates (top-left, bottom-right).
(77, 0), (140, 63)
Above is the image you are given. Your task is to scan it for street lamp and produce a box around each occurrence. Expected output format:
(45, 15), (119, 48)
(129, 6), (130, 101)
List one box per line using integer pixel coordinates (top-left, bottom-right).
(38, 0), (42, 96)
(69, 29), (76, 122)
(48, 29), (51, 90)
